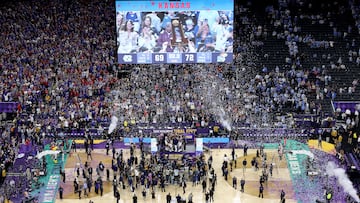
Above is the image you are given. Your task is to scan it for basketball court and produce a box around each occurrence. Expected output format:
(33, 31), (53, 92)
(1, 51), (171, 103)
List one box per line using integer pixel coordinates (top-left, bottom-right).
(54, 140), (303, 203)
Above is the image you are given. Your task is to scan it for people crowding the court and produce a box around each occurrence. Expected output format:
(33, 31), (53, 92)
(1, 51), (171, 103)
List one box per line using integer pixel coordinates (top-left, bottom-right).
(71, 141), (219, 202)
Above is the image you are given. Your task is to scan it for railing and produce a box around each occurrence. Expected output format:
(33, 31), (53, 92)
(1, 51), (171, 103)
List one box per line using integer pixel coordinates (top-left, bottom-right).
(6, 172), (25, 177)
(332, 100), (360, 113)
(0, 102), (18, 113)
(331, 100), (335, 113)
(348, 153), (360, 171)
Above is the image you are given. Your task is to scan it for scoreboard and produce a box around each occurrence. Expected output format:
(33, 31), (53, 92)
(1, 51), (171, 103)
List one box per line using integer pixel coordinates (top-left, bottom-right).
(118, 52), (232, 64)
(116, 0), (234, 64)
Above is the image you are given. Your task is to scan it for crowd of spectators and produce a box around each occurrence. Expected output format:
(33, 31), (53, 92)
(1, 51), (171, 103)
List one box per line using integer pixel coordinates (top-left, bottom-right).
(0, 0), (117, 135)
(0, 0), (276, 142)
(0, 0), (358, 143)
(0, 0), (118, 201)
(1, 0), (358, 139)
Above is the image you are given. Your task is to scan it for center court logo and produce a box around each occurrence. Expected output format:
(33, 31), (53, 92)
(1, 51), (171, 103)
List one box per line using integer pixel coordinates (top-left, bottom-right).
(123, 55), (133, 62)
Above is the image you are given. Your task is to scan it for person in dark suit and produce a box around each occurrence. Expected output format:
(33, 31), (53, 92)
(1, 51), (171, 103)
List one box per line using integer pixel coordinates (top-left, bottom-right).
(133, 193), (138, 203)
(58, 186), (64, 199)
(240, 178), (245, 192)
(88, 166), (93, 178)
(166, 192), (171, 203)
(280, 189), (286, 203)
(259, 184), (264, 198)
(115, 189), (120, 203)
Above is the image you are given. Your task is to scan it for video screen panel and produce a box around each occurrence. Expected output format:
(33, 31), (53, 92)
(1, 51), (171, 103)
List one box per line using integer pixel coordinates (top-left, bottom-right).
(116, 0), (234, 64)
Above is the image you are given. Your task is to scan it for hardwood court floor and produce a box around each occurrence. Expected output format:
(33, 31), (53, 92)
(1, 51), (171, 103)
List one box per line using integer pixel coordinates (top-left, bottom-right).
(56, 148), (297, 203)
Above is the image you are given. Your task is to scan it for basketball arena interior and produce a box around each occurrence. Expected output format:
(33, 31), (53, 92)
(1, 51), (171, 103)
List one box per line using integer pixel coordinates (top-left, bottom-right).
(0, 0), (360, 202)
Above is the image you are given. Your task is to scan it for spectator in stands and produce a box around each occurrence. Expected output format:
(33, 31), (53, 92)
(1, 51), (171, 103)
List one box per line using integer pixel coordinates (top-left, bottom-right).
(116, 12), (125, 31)
(138, 25), (157, 53)
(196, 24), (215, 52)
(157, 22), (173, 52)
(184, 18), (196, 42)
(118, 20), (139, 53)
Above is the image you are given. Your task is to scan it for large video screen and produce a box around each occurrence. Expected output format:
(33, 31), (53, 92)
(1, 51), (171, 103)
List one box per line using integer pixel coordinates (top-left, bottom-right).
(115, 0), (234, 64)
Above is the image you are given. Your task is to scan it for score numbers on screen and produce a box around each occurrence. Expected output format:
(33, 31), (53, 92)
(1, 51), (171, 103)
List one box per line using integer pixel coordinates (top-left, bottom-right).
(154, 54), (165, 62)
(184, 53), (195, 62)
